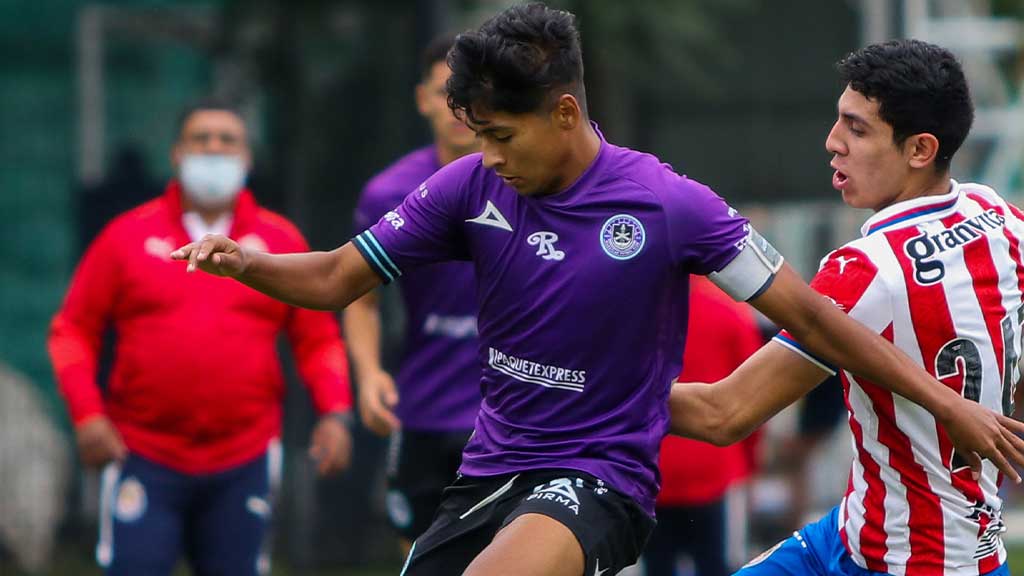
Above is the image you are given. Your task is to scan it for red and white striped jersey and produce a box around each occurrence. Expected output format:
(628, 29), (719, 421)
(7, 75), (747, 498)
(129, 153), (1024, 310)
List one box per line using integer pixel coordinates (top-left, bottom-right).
(775, 180), (1024, 575)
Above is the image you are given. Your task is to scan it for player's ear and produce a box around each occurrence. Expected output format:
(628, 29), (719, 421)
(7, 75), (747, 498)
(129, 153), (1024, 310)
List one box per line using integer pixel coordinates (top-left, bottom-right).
(906, 132), (940, 169)
(553, 94), (581, 130)
(415, 82), (431, 117)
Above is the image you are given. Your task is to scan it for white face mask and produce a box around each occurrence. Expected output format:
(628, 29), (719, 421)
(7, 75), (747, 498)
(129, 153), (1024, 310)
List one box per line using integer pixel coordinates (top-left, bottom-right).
(179, 154), (247, 208)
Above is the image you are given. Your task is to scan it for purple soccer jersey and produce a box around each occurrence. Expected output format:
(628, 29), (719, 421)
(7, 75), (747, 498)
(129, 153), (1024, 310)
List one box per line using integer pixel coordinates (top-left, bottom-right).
(354, 146), (482, 431)
(353, 129), (750, 514)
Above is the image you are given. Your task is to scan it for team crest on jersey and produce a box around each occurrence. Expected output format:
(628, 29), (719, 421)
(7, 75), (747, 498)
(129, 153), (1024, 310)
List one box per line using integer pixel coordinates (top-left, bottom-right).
(144, 236), (175, 261)
(114, 477), (147, 523)
(600, 214), (645, 260)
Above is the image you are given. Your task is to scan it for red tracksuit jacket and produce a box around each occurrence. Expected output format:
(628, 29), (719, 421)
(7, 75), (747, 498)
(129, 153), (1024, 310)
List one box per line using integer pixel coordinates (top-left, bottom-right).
(49, 182), (351, 474)
(656, 276), (763, 506)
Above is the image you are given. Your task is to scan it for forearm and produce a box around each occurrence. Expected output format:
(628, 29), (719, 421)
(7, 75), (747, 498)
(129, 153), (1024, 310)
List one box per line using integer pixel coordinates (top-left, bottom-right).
(241, 243), (379, 311)
(342, 292), (385, 382)
(756, 268), (960, 421)
(670, 342), (827, 445)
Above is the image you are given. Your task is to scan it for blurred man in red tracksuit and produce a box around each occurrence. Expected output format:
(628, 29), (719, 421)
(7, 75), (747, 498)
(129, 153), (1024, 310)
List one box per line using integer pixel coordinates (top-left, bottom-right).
(644, 276), (764, 576)
(48, 99), (353, 576)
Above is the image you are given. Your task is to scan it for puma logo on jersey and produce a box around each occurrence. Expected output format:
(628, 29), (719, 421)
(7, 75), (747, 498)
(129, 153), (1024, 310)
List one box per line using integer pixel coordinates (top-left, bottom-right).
(466, 201), (512, 232)
(528, 231), (565, 261)
(904, 209), (1005, 285)
(835, 255), (857, 274)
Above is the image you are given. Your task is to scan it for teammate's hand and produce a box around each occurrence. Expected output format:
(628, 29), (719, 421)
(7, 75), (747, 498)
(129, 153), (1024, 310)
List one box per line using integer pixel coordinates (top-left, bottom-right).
(308, 412), (353, 476)
(941, 399), (1024, 483)
(357, 370), (400, 437)
(75, 415), (127, 468)
(170, 234), (249, 277)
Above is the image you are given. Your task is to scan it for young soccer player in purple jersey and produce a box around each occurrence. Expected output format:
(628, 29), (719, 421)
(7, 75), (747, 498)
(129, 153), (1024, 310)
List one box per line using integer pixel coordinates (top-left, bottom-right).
(344, 36), (481, 555)
(172, 5), (1024, 575)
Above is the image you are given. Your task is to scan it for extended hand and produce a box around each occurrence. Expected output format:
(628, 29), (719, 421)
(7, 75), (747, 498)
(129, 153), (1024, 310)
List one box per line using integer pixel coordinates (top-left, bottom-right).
(942, 399), (1024, 483)
(308, 413), (353, 476)
(170, 234), (249, 277)
(358, 370), (400, 437)
(75, 415), (127, 468)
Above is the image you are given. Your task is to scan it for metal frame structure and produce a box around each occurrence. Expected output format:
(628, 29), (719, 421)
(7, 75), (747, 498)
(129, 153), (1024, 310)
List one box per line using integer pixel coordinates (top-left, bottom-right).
(860, 0), (1023, 199)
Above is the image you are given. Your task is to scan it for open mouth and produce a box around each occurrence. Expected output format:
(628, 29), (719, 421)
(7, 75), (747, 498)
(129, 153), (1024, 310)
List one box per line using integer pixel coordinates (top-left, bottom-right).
(832, 169), (849, 190)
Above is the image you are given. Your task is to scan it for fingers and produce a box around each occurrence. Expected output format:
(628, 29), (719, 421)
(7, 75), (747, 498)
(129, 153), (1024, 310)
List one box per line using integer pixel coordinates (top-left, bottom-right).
(998, 413), (1024, 435)
(987, 443), (1019, 484)
(169, 243), (194, 261)
(111, 434), (128, 463)
(308, 421), (352, 476)
(359, 386), (400, 437)
(172, 235), (229, 273)
(964, 450), (985, 481)
(999, 423), (1024, 468)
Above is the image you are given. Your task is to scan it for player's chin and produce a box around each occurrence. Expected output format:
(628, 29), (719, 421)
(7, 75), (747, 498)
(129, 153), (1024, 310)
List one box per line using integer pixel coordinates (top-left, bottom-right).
(840, 188), (868, 210)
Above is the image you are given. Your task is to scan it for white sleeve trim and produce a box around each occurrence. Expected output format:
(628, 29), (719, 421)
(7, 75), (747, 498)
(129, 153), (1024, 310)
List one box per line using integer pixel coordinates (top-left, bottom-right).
(773, 335), (838, 376)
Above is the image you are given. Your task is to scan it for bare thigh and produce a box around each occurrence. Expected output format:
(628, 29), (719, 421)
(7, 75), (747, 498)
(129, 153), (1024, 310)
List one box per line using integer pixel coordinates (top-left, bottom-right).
(463, 513), (585, 576)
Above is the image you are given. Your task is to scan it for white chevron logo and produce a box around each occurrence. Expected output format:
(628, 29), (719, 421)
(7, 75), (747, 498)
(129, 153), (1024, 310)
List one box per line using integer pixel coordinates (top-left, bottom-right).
(466, 200), (513, 232)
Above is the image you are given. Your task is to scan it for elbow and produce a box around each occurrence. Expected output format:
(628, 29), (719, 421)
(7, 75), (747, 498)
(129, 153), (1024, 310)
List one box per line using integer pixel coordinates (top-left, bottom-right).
(707, 420), (748, 447)
(669, 384), (749, 446)
(701, 394), (753, 447)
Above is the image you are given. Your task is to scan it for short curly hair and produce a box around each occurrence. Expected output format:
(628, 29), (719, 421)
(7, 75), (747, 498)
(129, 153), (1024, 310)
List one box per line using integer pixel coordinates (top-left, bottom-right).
(447, 3), (586, 123)
(838, 39), (973, 170)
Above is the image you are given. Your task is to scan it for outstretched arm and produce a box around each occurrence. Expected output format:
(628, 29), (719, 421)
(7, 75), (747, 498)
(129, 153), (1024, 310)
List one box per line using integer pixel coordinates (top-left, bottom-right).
(670, 341), (827, 446)
(748, 263), (1024, 481)
(171, 236), (381, 311)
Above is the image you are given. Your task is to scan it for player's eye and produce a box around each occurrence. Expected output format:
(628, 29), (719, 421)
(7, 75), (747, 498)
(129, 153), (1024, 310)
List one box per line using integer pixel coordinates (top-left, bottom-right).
(494, 134), (513, 143)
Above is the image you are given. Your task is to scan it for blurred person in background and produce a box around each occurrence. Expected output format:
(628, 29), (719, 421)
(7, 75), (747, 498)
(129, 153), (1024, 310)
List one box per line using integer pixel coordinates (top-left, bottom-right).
(344, 35), (481, 557)
(0, 360), (70, 574)
(643, 276), (763, 576)
(671, 39), (1023, 576)
(781, 372), (846, 531)
(48, 99), (354, 576)
(172, 6), (1024, 574)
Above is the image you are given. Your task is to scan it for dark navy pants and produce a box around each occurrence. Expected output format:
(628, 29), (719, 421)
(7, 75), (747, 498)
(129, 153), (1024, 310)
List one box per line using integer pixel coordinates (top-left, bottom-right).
(96, 449), (276, 576)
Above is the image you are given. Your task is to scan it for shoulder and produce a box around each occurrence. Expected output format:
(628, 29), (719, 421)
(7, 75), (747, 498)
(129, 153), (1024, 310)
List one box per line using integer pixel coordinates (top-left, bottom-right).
(610, 146), (730, 216)
(363, 146), (441, 201)
(99, 196), (166, 239)
(811, 240), (890, 306)
(959, 181), (1024, 222)
(251, 207), (309, 251)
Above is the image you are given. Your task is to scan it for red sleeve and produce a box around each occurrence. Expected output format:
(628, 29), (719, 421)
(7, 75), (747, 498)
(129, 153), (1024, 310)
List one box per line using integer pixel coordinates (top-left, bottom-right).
(273, 221), (352, 415)
(48, 225), (120, 424)
(286, 307), (352, 414)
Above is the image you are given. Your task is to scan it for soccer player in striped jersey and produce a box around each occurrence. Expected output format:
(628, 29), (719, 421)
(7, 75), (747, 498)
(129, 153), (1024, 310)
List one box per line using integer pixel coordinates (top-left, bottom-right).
(671, 39), (1023, 576)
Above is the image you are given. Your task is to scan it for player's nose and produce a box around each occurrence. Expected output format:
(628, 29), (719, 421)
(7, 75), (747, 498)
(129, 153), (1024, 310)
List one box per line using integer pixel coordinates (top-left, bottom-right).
(825, 121), (845, 156)
(480, 143), (505, 170)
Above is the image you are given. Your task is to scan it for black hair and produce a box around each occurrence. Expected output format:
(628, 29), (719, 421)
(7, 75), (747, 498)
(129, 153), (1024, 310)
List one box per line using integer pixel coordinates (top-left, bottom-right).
(420, 34), (456, 81)
(175, 97), (244, 139)
(447, 3), (586, 122)
(838, 39), (973, 170)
